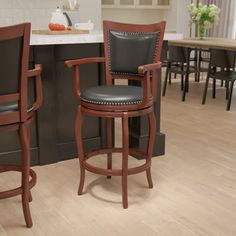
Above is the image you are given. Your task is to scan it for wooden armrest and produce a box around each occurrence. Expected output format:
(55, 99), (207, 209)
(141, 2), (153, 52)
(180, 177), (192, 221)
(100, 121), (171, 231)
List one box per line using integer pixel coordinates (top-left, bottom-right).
(27, 64), (43, 110)
(65, 57), (105, 68)
(27, 64), (42, 77)
(138, 62), (162, 103)
(138, 62), (162, 74)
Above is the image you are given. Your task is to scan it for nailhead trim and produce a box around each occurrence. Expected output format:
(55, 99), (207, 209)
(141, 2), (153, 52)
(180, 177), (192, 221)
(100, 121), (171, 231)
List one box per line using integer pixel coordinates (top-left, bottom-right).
(81, 97), (142, 106)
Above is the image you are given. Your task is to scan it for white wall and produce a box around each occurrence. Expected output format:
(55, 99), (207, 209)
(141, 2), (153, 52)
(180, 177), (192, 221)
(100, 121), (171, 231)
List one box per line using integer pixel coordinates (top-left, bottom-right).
(102, 1), (191, 36)
(163, 0), (192, 37)
(0, 0), (102, 30)
(76, 1), (102, 30)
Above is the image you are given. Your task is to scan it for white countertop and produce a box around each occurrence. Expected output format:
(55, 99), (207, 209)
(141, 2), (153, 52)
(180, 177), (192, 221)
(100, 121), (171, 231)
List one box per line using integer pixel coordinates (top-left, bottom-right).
(30, 31), (183, 46)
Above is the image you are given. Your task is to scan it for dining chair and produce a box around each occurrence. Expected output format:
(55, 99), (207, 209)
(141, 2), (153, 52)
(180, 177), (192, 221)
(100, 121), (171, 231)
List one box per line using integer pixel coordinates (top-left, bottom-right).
(202, 49), (236, 111)
(65, 20), (165, 208)
(0, 23), (43, 227)
(162, 46), (196, 101)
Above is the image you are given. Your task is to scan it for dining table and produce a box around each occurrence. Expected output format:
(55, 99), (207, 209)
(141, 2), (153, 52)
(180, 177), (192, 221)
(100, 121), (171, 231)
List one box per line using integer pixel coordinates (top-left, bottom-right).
(168, 37), (236, 51)
(167, 37), (236, 102)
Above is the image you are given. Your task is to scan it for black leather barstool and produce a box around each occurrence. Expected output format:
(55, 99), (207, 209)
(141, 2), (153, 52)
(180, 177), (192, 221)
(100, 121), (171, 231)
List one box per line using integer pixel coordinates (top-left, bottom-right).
(65, 20), (166, 208)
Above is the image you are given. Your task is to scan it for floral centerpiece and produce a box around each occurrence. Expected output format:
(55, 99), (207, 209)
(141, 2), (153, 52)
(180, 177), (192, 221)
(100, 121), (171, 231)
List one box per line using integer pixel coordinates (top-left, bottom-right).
(187, 2), (220, 39)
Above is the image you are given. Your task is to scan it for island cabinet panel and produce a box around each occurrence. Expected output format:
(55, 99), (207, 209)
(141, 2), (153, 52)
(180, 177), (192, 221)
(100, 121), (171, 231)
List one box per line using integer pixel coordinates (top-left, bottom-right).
(54, 44), (103, 162)
(33, 43), (105, 165)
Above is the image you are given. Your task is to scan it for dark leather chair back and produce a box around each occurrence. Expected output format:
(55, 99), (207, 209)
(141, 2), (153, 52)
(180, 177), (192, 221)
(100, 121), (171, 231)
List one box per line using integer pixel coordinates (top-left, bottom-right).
(103, 21), (166, 84)
(0, 37), (23, 95)
(108, 30), (160, 74)
(210, 49), (235, 69)
(0, 23), (31, 122)
(168, 46), (187, 63)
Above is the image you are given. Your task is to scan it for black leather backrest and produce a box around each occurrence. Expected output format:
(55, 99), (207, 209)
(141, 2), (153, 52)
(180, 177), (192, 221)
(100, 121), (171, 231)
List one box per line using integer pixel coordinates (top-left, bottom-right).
(0, 37), (23, 95)
(108, 30), (160, 74)
(210, 49), (235, 68)
(168, 46), (187, 63)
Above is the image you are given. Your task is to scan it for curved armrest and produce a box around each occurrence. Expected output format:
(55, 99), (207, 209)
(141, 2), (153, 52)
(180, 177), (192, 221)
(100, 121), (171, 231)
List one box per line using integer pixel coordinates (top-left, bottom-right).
(65, 57), (105, 68)
(138, 62), (162, 103)
(138, 62), (162, 75)
(65, 57), (105, 101)
(27, 64), (43, 110)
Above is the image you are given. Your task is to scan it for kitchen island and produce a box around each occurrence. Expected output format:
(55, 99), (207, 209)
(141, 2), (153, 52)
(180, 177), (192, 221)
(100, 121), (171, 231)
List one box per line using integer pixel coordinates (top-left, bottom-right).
(0, 32), (182, 165)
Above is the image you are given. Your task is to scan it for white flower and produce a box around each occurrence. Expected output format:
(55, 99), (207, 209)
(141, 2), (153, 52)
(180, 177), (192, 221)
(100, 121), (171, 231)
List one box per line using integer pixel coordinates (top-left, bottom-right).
(187, 3), (220, 28)
(209, 11), (215, 18)
(204, 21), (211, 29)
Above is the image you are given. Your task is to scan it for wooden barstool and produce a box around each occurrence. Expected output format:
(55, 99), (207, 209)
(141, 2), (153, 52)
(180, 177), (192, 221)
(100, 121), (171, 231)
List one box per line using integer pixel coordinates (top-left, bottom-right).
(0, 23), (42, 227)
(65, 21), (165, 208)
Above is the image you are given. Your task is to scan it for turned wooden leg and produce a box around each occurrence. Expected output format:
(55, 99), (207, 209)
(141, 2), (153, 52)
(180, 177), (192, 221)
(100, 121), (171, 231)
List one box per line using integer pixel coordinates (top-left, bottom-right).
(122, 113), (128, 209)
(146, 111), (156, 189)
(25, 128), (33, 203)
(76, 106), (85, 195)
(107, 118), (113, 179)
(19, 124), (33, 228)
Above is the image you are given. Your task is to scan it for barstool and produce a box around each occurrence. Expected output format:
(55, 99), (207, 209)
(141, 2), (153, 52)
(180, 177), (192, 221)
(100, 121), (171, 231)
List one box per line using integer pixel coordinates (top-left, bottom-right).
(0, 23), (42, 227)
(65, 20), (165, 208)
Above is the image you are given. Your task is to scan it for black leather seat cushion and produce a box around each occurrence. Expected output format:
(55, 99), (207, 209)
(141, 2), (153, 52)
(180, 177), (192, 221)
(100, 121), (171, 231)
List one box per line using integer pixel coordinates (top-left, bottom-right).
(211, 70), (236, 80)
(80, 85), (144, 105)
(108, 30), (160, 74)
(0, 102), (33, 113)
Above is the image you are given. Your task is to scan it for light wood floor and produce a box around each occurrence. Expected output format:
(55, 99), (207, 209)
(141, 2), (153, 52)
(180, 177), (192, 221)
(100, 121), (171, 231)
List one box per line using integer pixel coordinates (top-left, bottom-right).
(1, 75), (236, 236)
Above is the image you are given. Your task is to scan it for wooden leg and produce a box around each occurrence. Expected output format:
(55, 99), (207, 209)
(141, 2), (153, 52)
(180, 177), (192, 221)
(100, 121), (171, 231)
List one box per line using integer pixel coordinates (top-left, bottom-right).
(76, 106), (85, 195)
(226, 81), (229, 100)
(226, 80), (235, 111)
(169, 72), (172, 84)
(182, 73), (189, 101)
(162, 64), (170, 96)
(26, 128), (33, 203)
(181, 64), (184, 91)
(107, 118), (113, 179)
(202, 74), (210, 104)
(146, 111), (156, 189)
(19, 124), (33, 228)
(122, 113), (128, 209)
(212, 79), (216, 99)
(221, 80), (224, 87)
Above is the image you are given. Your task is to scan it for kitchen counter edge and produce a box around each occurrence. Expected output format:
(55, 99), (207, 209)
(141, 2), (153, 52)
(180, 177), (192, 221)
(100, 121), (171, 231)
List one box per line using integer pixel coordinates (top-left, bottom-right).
(30, 31), (183, 45)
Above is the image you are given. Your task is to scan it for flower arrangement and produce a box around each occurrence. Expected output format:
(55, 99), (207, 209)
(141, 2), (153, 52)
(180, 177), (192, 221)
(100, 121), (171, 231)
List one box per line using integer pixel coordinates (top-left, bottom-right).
(187, 2), (220, 39)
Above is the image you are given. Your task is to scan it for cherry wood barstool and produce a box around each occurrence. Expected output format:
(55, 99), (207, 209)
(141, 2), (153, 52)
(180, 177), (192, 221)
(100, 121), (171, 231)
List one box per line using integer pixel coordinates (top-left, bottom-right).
(65, 21), (165, 208)
(0, 23), (42, 227)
